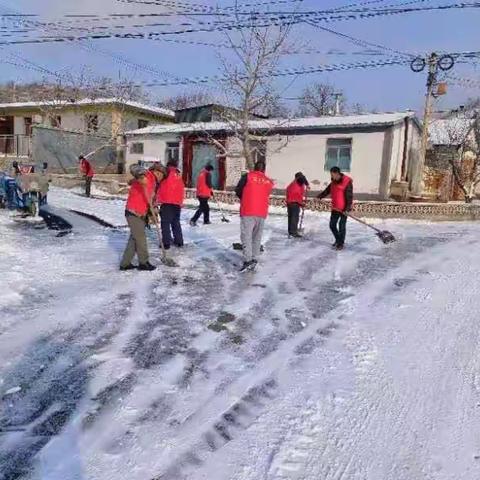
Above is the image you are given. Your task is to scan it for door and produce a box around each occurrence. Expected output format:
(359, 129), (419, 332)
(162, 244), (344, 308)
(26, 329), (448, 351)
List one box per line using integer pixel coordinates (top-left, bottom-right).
(192, 143), (220, 189)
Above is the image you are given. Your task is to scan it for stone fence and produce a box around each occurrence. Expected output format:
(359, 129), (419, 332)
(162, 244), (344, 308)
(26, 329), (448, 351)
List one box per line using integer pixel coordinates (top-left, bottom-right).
(49, 175), (480, 221)
(186, 189), (480, 221)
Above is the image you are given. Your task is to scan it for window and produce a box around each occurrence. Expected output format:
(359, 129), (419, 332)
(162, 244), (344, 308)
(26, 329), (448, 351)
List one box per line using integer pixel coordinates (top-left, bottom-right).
(85, 114), (99, 132)
(165, 141), (180, 163)
(50, 115), (61, 128)
(24, 117), (32, 135)
(138, 119), (149, 129)
(325, 138), (352, 171)
(130, 142), (144, 154)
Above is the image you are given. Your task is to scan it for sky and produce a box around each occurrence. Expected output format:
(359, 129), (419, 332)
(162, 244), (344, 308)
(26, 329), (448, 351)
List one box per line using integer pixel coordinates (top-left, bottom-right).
(0, 0), (479, 114)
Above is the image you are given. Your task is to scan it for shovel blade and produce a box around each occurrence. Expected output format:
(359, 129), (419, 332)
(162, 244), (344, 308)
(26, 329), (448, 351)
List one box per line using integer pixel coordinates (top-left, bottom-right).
(161, 256), (178, 267)
(377, 231), (396, 244)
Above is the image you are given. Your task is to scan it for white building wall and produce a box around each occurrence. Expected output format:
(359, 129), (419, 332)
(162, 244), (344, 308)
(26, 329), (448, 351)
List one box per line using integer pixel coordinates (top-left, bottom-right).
(389, 123), (405, 183)
(265, 131), (386, 194)
(126, 134), (181, 167)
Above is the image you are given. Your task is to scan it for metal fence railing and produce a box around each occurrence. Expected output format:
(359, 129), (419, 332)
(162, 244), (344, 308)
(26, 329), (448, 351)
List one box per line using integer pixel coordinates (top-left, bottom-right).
(0, 134), (31, 157)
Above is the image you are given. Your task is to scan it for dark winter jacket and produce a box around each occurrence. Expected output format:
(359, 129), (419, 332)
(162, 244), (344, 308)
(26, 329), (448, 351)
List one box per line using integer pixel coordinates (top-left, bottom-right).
(317, 174), (353, 212)
(235, 173), (248, 199)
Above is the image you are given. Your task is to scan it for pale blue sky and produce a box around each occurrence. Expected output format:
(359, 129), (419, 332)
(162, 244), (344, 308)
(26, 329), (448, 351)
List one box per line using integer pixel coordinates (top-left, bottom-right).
(1, 0), (479, 113)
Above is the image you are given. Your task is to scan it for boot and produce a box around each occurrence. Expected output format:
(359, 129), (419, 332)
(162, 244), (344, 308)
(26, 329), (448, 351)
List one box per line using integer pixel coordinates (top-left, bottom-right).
(138, 262), (156, 271)
(119, 264), (136, 271)
(189, 220), (197, 227)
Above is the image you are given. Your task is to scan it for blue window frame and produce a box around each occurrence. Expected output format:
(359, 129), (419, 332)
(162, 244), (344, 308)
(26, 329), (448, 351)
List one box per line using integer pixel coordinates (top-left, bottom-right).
(325, 138), (352, 171)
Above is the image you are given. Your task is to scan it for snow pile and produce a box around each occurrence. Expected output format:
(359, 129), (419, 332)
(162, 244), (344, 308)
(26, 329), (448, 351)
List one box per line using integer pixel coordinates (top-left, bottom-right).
(1, 189), (480, 480)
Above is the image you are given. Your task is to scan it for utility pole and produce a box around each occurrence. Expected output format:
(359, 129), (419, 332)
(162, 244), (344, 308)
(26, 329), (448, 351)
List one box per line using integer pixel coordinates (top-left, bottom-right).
(410, 52), (454, 197)
(419, 53), (438, 173)
(333, 93), (342, 116)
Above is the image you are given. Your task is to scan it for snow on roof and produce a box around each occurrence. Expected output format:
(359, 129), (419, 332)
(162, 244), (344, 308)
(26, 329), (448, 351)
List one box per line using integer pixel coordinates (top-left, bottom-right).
(0, 98), (174, 118)
(429, 117), (474, 145)
(126, 112), (416, 136)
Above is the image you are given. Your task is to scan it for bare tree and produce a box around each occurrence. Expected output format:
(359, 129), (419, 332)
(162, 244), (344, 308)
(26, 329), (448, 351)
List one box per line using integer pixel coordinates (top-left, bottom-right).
(297, 82), (345, 117)
(436, 110), (480, 203)
(32, 73), (144, 173)
(160, 91), (213, 111)
(216, 11), (293, 170)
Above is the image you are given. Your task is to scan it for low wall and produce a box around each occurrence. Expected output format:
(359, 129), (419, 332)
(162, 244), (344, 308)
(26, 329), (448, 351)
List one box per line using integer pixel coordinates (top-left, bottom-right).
(49, 175), (480, 221)
(50, 174), (129, 195)
(187, 189), (480, 221)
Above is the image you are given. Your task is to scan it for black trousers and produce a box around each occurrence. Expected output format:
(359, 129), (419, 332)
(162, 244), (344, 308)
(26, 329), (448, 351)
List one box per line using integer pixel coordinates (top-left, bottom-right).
(191, 197), (210, 223)
(160, 204), (183, 249)
(330, 211), (347, 246)
(287, 203), (301, 235)
(85, 177), (92, 197)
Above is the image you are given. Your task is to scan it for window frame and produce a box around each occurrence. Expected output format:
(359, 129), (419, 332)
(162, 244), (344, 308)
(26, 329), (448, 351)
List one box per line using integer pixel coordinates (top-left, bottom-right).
(138, 119), (149, 129)
(85, 114), (99, 133)
(165, 141), (180, 164)
(130, 142), (144, 154)
(324, 137), (352, 172)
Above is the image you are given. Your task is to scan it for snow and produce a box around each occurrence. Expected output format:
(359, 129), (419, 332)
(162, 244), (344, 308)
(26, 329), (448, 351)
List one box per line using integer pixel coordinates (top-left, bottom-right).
(0, 98), (174, 119)
(127, 112), (416, 136)
(1, 188), (480, 480)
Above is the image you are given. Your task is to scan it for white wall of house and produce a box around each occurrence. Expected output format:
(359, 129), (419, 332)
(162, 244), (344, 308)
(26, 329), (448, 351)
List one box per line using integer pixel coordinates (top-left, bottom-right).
(126, 134), (181, 167)
(264, 130), (386, 194)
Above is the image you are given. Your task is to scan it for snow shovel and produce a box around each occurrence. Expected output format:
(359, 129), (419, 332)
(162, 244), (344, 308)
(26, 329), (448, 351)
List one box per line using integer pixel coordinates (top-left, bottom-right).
(347, 213), (396, 244)
(298, 194), (308, 234)
(213, 195), (230, 223)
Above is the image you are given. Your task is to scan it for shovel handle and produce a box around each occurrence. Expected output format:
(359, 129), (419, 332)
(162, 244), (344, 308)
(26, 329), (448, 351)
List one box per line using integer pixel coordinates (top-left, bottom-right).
(345, 212), (382, 233)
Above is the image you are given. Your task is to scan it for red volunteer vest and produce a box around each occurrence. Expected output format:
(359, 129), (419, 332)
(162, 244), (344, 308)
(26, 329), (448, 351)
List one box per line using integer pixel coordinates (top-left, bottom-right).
(240, 171), (274, 219)
(331, 175), (352, 212)
(126, 171), (156, 216)
(286, 180), (305, 204)
(80, 159), (94, 178)
(196, 169), (212, 198)
(156, 167), (185, 206)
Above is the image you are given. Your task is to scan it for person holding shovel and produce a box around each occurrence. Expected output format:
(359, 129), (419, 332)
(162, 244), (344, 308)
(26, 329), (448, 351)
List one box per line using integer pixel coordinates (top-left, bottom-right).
(120, 165), (164, 271)
(286, 171), (309, 238)
(235, 161), (274, 272)
(317, 166), (353, 251)
(190, 164), (214, 226)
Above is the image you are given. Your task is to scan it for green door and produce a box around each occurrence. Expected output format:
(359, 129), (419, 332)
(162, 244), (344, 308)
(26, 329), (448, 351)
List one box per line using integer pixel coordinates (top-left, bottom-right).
(192, 143), (220, 189)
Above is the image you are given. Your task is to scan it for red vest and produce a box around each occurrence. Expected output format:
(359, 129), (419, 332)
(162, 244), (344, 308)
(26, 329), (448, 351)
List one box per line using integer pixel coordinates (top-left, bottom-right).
(125, 171), (156, 216)
(80, 159), (94, 178)
(196, 169), (212, 198)
(156, 167), (185, 206)
(331, 175), (352, 212)
(240, 171), (274, 218)
(286, 180), (305, 205)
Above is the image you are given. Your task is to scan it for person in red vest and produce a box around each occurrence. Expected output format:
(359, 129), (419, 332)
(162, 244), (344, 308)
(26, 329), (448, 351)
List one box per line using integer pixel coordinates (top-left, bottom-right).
(79, 155), (94, 197)
(235, 161), (274, 272)
(317, 166), (353, 251)
(120, 165), (165, 271)
(156, 160), (185, 250)
(190, 164), (214, 226)
(286, 171), (309, 238)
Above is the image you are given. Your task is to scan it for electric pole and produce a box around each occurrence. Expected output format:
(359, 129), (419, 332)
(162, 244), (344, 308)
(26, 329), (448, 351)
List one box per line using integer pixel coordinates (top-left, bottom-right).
(419, 53), (438, 172)
(410, 52), (454, 197)
(333, 93), (342, 116)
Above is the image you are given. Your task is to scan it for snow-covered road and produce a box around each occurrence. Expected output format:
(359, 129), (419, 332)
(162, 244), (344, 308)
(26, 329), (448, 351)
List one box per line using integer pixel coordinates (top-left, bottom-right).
(1, 188), (480, 480)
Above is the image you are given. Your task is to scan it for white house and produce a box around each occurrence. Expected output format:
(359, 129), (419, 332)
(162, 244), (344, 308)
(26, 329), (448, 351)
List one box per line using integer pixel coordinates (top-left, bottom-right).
(125, 112), (422, 199)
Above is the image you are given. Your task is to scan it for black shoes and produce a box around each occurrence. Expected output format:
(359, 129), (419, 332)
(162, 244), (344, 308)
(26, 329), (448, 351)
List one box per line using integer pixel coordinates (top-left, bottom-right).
(240, 260), (257, 272)
(189, 220), (197, 227)
(138, 262), (156, 271)
(119, 264), (136, 271)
